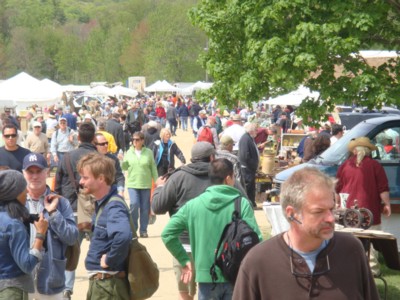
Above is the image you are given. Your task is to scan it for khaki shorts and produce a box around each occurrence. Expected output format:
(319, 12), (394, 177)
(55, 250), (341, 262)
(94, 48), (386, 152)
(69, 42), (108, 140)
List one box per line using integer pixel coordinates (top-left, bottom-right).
(173, 253), (196, 296)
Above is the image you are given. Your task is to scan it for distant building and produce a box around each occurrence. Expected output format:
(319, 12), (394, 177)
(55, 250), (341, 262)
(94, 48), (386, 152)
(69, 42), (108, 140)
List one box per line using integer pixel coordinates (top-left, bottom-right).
(128, 76), (146, 93)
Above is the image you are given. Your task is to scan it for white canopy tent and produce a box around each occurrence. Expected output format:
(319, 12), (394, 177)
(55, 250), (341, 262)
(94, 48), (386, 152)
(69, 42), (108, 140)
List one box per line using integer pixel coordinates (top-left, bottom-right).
(265, 86), (320, 106)
(62, 84), (91, 92)
(0, 72), (61, 109)
(181, 81), (213, 94)
(111, 85), (138, 98)
(40, 78), (64, 96)
(83, 85), (114, 97)
(144, 80), (179, 92)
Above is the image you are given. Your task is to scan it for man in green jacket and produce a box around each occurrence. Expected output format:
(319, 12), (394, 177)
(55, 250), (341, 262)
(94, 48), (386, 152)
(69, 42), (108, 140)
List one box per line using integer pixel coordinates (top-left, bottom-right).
(161, 158), (262, 300)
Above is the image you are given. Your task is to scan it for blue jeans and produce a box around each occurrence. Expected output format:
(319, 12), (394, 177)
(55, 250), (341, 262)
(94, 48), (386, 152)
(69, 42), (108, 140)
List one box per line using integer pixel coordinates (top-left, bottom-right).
(180, 117), (188, 131)
(128, 188), (150, 234)
(198, 282), (233, 300)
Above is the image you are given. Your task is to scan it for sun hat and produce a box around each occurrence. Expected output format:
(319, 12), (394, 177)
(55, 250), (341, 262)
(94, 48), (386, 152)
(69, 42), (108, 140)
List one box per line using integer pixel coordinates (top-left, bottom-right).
(220, 135), (234, 146)
(232, 114), (241, 121)
(348, 137), (377, 152)
(33, 121), (42, 128)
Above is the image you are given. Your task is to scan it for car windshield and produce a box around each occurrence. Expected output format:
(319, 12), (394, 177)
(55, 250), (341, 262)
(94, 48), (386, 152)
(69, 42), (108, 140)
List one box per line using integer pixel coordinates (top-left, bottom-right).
(313, 122), (376, 165)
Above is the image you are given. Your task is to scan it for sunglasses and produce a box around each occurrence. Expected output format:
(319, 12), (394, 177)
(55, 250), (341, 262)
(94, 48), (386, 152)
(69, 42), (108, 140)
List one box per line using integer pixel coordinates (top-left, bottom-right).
(96, 142), (109, 146)
(132, 138), (142, 141)
(4, 134), (17, 139)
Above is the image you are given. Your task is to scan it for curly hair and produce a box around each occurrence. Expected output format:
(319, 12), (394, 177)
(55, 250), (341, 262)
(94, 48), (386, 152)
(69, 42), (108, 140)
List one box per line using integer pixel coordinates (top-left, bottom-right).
(312, 134), (331, 157)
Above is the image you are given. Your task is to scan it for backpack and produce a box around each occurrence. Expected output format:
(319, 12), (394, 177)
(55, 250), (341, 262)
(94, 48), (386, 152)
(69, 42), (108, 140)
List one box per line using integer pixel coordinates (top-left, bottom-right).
(210, 197), (260, 284)
(197, 126), (214, 145)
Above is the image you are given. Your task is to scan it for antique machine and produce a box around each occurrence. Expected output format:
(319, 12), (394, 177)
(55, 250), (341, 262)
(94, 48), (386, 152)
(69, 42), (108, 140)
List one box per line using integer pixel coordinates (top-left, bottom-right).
(334, 200), (374, 229)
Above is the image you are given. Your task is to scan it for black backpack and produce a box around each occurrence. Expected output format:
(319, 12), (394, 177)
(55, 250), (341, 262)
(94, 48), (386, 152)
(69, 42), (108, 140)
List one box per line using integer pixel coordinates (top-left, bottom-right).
(210, 197), (260, 284)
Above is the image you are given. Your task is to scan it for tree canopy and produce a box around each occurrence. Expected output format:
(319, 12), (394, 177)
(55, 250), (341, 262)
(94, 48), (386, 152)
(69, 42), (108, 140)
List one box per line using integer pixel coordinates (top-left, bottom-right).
(190, 0), (400, 122)
(0, 0), (206, 85)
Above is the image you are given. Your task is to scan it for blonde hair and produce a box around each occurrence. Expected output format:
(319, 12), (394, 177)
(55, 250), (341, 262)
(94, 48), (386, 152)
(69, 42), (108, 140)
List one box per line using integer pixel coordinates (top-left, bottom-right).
(354, 146), (371, 167)
(77, 152), (115, 185)
(160, 128), (171, 140)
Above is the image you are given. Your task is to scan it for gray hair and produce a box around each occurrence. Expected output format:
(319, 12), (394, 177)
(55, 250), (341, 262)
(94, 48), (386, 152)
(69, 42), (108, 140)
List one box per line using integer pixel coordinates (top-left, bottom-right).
(244, 122), (257, 133)
(280, 167), (335, 219)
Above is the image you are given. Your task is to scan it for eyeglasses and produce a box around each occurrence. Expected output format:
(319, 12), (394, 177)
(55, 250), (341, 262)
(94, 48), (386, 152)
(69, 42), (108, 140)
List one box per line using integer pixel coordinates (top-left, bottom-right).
(96, 142), (109, 146)
(34, 126), (41, 128)
(290, 251), (330, 278)
(132, 138), (142, 141)
(3, 134), (17, 139)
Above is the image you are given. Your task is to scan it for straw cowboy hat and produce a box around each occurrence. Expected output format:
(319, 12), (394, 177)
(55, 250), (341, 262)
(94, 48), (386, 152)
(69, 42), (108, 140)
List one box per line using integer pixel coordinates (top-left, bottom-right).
(348, 137), (377, 152)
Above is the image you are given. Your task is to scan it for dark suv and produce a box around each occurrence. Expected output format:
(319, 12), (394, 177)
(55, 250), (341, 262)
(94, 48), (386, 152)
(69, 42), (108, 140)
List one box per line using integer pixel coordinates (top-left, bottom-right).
(274, 116), (400, 243)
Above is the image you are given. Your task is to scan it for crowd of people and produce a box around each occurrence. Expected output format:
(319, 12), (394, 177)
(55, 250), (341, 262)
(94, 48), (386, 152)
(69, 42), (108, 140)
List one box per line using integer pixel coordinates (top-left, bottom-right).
(0, 96), (387, 299)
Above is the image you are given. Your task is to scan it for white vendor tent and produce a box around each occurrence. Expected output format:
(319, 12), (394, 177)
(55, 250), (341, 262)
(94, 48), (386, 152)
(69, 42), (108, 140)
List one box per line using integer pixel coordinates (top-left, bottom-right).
(181, 81), (213, 94)
(40, 78), (64, 96)
(0, 72), (61, 109)
(83, 85), (114, 97)
(111, 85), (138, 98)
(265, 86), (320, 106)
(144, 80), (178, 92)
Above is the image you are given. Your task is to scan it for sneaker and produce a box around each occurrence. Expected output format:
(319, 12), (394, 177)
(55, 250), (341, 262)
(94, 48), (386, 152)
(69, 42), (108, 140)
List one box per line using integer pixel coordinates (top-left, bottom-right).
(140, 233), (149, 238)
(63, 290), (72, 300)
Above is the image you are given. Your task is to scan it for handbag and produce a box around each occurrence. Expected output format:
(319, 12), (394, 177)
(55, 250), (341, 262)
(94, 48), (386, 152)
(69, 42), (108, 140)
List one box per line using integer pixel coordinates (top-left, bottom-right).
(96, 196), (159, 300)
(65, 153), (95, 231)
(65, 240), (81, 271)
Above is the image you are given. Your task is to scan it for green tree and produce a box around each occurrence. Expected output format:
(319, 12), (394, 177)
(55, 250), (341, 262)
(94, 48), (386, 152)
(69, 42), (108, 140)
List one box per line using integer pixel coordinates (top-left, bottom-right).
(142, 0), (206, 83)
(190, 0), (400, 122)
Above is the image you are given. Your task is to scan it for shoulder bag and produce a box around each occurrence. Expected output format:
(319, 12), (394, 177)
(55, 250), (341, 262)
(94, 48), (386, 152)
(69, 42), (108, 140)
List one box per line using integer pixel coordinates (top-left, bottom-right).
(65, 153), (95, 232)
(96, 195), (160, 300)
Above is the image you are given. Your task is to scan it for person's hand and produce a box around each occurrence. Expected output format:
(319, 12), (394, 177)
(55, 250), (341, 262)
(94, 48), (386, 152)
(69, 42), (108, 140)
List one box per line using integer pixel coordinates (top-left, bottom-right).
(117, 152), (124, 160)
(382, 204), (391, 217)
(100, 254), (109, 269)
(44, 194), (60, 214)
(53, 154), (59, 163)
(180, 262), (192, 284)
(156, 176), (167, 187)
(34, 213), (49, 235)
(68, 133), (74, 143)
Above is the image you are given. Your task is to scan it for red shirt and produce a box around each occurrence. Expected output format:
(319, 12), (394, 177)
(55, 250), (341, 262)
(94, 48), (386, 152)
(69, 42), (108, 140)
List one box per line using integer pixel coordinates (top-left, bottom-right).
(336, 155), (389, 225)
(155, 107), (166, 118)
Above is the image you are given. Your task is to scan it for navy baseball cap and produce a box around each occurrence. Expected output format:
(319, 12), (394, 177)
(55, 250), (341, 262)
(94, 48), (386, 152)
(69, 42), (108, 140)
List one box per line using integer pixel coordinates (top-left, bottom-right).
(23, 153), (48, 170)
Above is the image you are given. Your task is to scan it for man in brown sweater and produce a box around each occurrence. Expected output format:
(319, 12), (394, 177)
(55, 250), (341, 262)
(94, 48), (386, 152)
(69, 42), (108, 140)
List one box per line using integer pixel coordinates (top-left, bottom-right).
(24, 121), (51, 163)
(233, 167), (379, 300)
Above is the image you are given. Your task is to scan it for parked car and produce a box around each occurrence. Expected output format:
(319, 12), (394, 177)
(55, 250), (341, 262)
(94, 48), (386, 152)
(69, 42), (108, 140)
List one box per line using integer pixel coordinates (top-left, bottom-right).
(274, 116), (400, 246)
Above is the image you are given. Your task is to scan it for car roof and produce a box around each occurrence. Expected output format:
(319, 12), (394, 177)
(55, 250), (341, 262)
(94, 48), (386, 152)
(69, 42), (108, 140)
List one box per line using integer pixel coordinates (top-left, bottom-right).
(359, 115), (400, 125)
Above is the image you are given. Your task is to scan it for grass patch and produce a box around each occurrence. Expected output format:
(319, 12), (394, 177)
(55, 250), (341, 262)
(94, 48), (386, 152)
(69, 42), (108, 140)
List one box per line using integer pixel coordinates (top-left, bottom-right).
(375, 257), (400, 299)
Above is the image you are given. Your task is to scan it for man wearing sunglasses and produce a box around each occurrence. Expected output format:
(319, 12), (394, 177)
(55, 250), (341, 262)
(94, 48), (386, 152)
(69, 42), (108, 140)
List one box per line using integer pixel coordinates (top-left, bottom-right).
(0, 123), (31, 172)
(233, 167), (379, 300)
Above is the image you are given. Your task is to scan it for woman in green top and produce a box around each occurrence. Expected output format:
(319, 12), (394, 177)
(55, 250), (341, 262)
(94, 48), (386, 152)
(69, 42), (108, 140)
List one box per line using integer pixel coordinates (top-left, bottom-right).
(121, 132), (158, 238)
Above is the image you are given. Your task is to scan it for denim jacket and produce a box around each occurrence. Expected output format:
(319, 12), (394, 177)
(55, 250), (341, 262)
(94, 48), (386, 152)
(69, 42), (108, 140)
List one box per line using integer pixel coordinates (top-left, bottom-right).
(26, 187), (78, 295)
(0, 207), (41, 280)
(85, 185), (132, 272)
